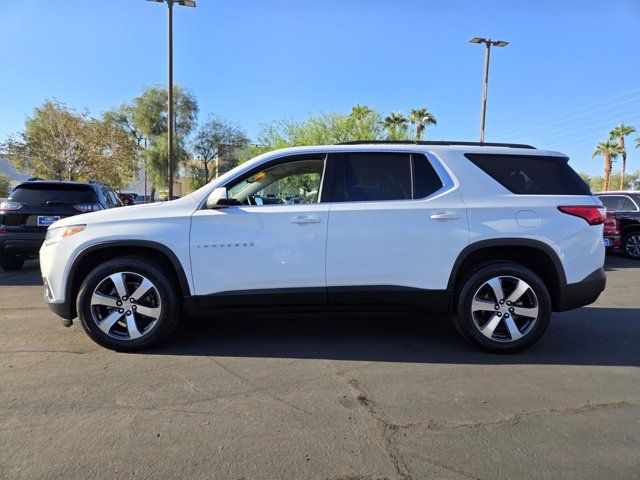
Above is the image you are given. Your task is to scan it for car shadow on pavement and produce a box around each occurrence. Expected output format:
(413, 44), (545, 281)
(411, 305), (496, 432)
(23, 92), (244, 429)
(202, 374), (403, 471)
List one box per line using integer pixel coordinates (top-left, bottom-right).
(604, 253), (639, 270)
(0, 260), (42, 287)
(142, 305), (640, 367)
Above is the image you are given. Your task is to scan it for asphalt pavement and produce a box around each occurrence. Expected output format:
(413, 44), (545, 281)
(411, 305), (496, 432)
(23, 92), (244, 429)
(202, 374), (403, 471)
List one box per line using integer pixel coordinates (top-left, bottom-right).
(1, 255), (639, 479)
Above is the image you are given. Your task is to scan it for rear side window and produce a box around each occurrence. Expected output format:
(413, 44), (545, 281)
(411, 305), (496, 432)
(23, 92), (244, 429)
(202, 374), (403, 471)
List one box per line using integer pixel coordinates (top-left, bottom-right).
(9, 184), (99, 205)
(465, 154), (592, 195)
(329, 152), (443, 202)
(599, 195), (639, 212)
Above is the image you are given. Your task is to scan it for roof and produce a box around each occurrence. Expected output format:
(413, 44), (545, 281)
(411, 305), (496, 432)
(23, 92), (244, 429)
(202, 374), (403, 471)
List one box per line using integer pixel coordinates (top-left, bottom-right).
(15, 180), (102, 188)
(339, 140), (536, 149)
(596, 191), (640, 195)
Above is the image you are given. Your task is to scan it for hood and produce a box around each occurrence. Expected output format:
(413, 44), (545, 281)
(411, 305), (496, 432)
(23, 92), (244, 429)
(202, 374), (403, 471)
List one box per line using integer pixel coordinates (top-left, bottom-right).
(49, 195), (198, 229)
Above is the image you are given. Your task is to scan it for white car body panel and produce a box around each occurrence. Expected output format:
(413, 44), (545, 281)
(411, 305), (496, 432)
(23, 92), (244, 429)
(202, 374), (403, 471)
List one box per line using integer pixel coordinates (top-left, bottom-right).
(39, 143), (605, 313)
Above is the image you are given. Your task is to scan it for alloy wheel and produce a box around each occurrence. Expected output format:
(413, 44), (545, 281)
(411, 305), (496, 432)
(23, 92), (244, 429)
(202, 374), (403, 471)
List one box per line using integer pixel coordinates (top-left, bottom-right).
(471, 275), (539, 343)
(90, 271), (162, 340)
(625, 234), (640, 259)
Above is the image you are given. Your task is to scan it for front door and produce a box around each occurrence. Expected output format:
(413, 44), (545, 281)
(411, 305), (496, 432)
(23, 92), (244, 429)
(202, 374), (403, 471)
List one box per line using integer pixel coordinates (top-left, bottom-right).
(190, 154), (330, 307)
(324, 151), (468, 307)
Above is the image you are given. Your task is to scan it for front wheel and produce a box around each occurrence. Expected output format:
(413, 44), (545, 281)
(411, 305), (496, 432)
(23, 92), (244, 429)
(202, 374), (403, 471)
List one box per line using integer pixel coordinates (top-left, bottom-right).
(76, 256), (181, 351)
(454, 262), (551, 353)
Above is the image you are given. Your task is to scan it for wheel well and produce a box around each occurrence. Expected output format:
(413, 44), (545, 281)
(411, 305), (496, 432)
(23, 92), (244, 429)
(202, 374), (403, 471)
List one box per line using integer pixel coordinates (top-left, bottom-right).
(68, 245), (189, 318)
(621, 225), (640, 238)
(451, 245), (563, 309)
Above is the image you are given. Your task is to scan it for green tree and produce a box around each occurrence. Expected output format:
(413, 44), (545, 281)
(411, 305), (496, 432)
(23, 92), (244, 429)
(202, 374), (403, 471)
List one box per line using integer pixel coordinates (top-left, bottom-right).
(2, 100), (137, 187)
(0, 174), (11, 198)
(584, 171), (640, 193)
(592, 141), (625, 192)
(252, 106), (384, 156)
(108, 86), (198, 199)
(189, 116), (249, 189)
(408, 107), (437, 140)
(609, 123), (636, 190)
(382, 112), (409, 140)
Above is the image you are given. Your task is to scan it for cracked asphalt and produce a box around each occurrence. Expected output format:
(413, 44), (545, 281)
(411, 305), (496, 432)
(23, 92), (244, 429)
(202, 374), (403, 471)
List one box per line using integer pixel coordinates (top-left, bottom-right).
(1, 255), (639, 479)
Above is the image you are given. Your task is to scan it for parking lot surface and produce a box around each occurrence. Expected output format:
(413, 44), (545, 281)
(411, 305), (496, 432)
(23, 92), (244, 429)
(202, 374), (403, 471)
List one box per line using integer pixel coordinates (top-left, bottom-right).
(1, 256), (639, 479)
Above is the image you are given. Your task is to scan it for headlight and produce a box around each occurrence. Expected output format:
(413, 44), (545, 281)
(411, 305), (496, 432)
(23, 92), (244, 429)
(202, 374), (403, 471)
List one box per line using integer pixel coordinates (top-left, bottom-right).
(44, 225), (86, 246)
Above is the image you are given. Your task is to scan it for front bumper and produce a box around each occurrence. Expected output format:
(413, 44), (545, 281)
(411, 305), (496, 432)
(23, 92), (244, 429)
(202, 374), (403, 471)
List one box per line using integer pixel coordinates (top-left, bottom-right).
(555, 267), (606, 312)
(0, 231), (45, 258)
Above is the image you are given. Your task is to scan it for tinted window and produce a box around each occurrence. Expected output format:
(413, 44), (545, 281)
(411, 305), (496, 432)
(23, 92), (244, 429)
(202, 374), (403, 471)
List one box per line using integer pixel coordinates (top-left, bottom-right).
(465, 154), (591, 195)
(332, 153), (412, 202)
(599, 195), (639, 212)
(413, 154), (444, 198)
(9, 184), (98, 205)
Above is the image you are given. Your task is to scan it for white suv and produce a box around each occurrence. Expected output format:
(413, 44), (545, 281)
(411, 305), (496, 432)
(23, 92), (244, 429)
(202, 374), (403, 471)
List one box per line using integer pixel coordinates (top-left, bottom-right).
(40, 142), (606, 353)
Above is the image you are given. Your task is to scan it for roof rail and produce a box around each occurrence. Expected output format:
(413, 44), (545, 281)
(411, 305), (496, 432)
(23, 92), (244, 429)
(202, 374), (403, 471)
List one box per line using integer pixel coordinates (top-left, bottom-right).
(338, 140), (536, 149)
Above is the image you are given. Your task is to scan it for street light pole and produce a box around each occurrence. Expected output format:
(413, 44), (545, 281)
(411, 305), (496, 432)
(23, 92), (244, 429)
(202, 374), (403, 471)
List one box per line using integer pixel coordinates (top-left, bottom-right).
(469, 37), (508, 143)
(167, 0), (174, 199)
(146, 0), (196, 199)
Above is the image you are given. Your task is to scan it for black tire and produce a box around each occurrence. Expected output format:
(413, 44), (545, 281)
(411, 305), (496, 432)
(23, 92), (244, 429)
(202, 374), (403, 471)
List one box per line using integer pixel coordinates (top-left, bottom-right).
(622, 232), (640, 260)
(453, 262), (552, 353)
(0, 254), (24, 271)
(76, 256), (181, 351)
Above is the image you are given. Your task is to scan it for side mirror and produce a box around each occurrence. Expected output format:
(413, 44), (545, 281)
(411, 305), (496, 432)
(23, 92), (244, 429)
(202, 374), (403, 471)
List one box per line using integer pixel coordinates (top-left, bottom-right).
(206, 187), (230, 209)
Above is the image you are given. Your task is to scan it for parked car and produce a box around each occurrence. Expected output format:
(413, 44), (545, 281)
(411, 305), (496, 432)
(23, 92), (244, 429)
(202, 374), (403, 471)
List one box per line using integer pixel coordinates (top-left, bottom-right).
(40, 141), (606, 353)
(0, 180), (122, 271)
(597, 191), (640, 259)
(117, 192), (136, 205)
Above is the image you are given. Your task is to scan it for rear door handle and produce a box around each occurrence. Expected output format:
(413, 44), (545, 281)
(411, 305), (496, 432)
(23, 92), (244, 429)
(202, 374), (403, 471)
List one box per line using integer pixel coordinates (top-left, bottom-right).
(290, 215), (321, 224)
(429, 212), (459, 221)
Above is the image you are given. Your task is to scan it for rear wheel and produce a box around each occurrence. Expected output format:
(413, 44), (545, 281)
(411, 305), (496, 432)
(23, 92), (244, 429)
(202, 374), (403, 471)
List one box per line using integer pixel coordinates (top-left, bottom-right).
(76, 256), (181, 351)
(454, 262), (551, 353)
(0, 254), (24, 271)
(622, 232), (640, 260)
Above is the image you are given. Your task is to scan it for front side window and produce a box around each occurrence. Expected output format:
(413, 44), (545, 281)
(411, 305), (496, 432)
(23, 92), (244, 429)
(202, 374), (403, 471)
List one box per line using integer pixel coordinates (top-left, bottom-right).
(226, 156), (325, 206)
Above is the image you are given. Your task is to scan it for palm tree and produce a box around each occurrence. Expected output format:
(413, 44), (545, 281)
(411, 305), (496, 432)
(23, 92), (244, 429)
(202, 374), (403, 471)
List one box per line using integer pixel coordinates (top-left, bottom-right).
(383, 112), (408, 140)
(609, 123), (636, 190)
(592, 141), (624, 192)
(408, 108), (437, 140)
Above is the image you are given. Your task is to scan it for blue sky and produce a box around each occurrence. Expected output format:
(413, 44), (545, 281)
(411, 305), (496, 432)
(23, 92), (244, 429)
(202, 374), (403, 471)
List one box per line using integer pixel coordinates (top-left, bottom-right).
(1, 0), (639, 175)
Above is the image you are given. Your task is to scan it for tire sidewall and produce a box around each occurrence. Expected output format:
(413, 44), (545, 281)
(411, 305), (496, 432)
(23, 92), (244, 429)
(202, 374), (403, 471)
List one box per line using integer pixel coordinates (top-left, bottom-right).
(77, 258), (178, 351)
(623, 233), (640, 260)
(456, 263), (552, 353)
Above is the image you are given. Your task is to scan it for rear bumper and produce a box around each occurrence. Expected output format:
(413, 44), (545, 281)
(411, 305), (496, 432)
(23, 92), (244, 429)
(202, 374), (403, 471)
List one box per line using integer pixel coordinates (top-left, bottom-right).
(604, 235), (622, 250)
(555, 267), (606, 312)
(0, 231), (45, 257)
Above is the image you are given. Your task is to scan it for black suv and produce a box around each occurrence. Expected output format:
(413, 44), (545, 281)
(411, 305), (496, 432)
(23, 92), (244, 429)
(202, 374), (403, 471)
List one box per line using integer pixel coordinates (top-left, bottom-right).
(0, 181), (122, 270)
(597, 191), (640, 259)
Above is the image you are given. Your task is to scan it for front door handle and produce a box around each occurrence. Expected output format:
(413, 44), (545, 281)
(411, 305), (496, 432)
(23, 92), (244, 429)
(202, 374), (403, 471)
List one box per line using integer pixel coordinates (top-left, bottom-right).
(290, 215), (321, 224)
(429, 212), (459, 221)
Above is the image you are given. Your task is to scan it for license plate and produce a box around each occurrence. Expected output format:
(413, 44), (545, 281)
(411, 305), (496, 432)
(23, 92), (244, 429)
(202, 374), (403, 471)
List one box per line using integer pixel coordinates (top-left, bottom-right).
(604, 238), (612, 247)
(38, 216), (60, 227)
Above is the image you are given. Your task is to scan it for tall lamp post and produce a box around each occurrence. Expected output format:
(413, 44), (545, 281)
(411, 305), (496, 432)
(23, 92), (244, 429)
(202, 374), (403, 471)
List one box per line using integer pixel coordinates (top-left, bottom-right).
(469, 37), (508, 143)
(147, 0), (196, 198)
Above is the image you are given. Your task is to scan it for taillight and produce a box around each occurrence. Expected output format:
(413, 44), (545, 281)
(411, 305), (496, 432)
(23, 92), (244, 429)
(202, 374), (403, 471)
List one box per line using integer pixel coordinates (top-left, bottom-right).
(74, 203), (103, 213)
(558, 205), (606, 225)
(603, 211), (620, 235)
(0, 229), (6, 235)
(0, 201), (24, 211)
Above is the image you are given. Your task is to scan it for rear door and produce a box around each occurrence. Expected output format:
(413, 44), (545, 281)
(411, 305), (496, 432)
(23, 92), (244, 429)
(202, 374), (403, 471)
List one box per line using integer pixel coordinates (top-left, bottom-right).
(324, 151), (468, 306)
(0, 183), (100, 232)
